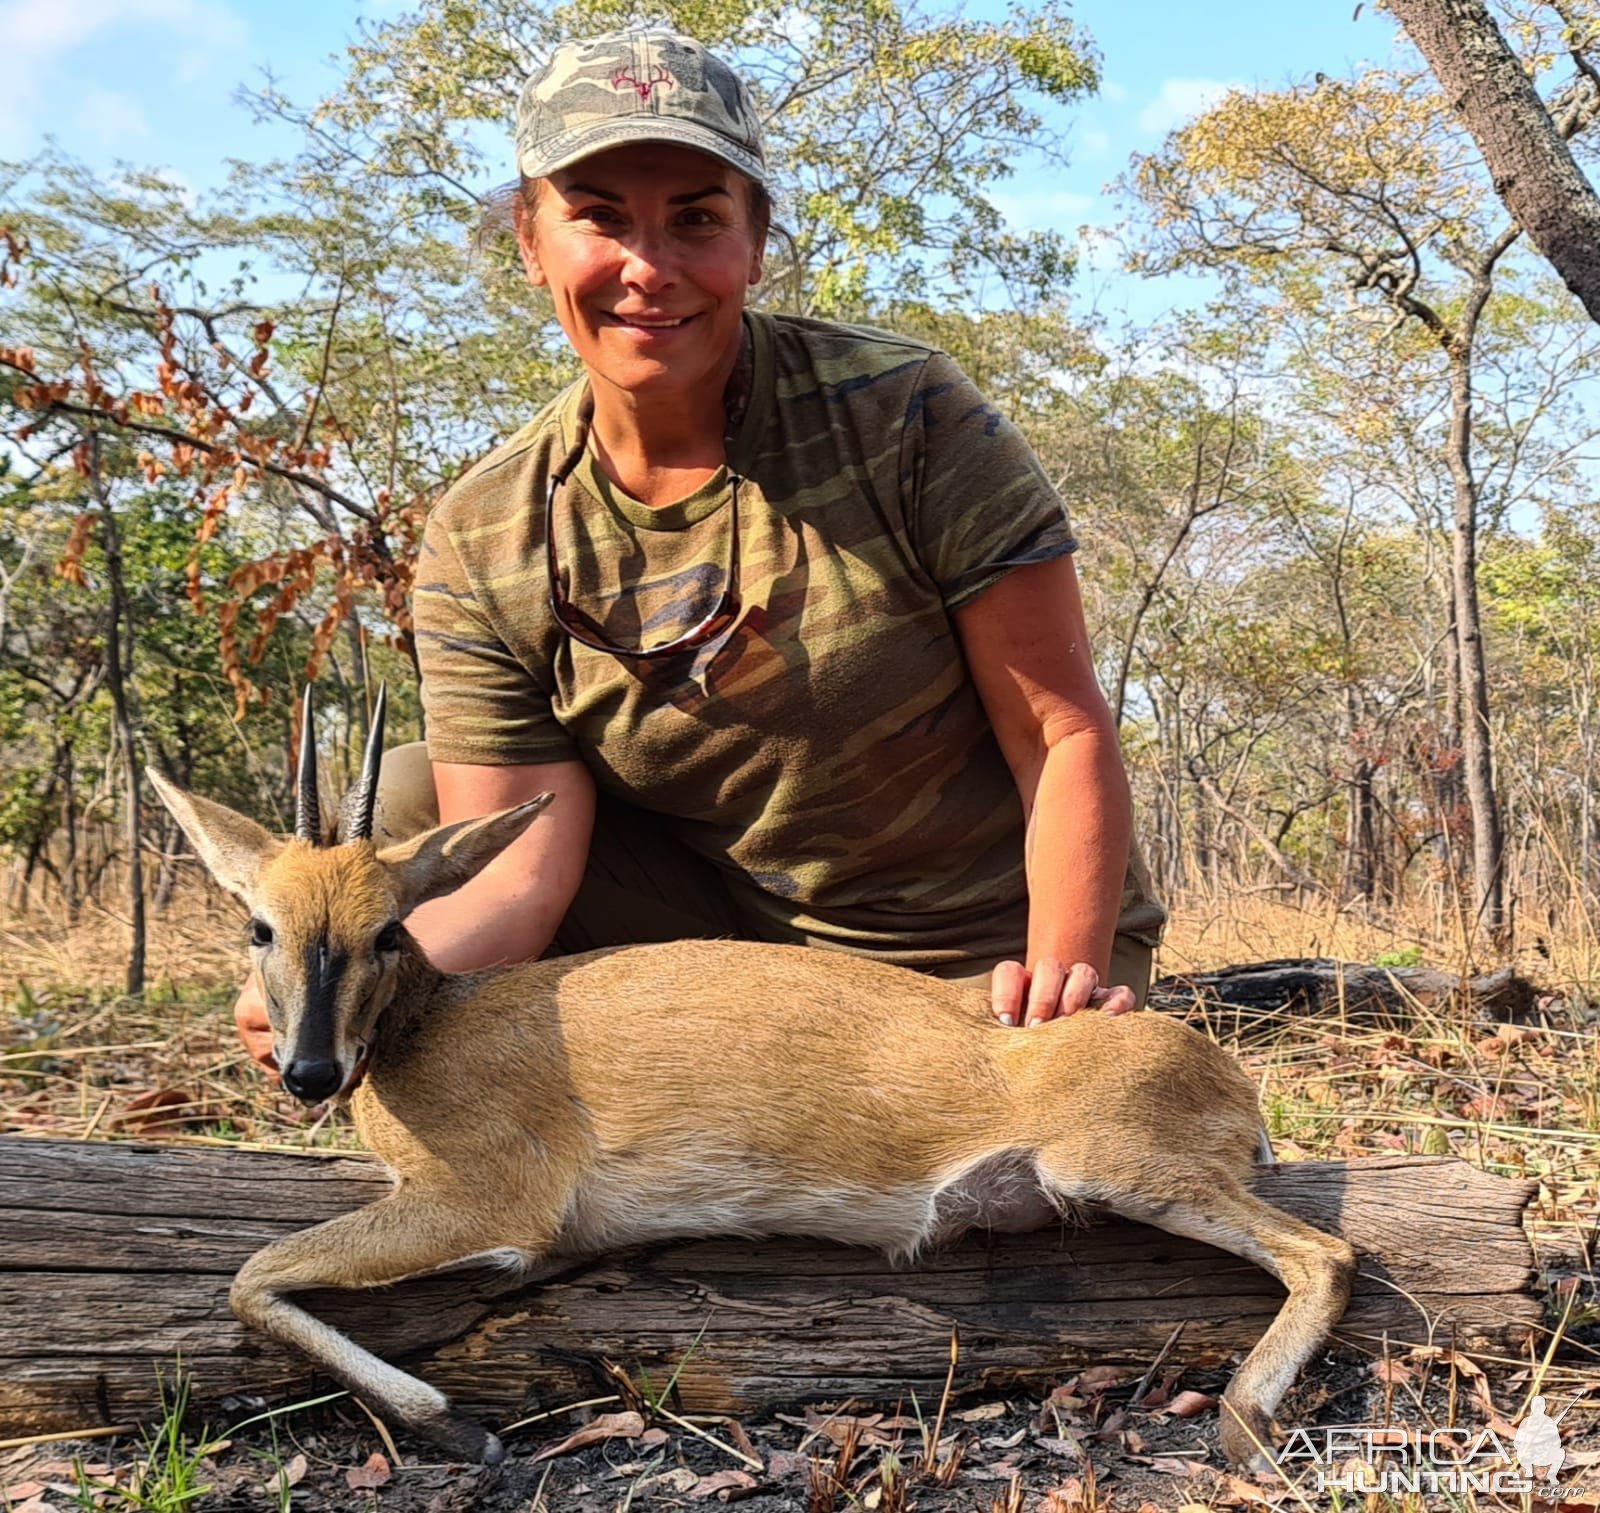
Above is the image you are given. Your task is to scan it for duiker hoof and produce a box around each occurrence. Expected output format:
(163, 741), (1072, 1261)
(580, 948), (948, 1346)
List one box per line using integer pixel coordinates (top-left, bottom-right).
(1243, 1450), (1280, 1483)
(1218, 1400), (1278, 1477)
(429, 1411), (504, 1465)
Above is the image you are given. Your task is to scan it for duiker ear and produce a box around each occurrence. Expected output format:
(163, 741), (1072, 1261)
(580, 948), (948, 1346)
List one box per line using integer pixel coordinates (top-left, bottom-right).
(145, 768), (281, 903)
(380, 794), (555, 915)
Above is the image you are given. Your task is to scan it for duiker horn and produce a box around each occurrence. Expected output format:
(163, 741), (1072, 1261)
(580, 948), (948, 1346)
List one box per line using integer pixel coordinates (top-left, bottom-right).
(342, 683), (387, 843)
(294, 684), (321, 845)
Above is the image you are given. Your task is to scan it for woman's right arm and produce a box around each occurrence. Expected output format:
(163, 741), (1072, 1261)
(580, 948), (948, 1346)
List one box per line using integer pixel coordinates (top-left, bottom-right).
(404, 757), (595, 972)
(233, 757), (595, 1073)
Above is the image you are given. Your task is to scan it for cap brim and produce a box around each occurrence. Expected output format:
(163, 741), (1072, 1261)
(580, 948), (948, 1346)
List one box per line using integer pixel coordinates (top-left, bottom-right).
(518, 115), (767, 186)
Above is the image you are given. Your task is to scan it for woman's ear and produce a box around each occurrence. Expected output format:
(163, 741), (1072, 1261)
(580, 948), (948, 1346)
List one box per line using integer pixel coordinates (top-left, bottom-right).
(514, 196), (548, 288)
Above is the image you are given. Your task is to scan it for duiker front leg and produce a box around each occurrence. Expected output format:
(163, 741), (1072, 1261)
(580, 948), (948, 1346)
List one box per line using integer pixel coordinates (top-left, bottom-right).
(231, 1189), (533, 1463)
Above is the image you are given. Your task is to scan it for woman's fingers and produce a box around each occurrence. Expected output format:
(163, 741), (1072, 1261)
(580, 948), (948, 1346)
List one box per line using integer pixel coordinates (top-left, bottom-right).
(989, 959), (1028, 1026)
(1024, 959), (1068, 1026)
(233, 973), (281, 1080)
(990, 960), (1137, 1026)
(1090, 983), (1138, 1016)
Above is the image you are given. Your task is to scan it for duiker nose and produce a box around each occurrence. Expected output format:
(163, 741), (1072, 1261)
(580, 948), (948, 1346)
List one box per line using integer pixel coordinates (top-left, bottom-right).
(283, 1058), (342, 1103)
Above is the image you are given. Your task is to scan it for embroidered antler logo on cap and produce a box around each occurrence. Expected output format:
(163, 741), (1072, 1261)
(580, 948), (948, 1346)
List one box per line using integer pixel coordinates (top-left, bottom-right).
(516, 30), (767, 186)
(612, 64), (675, 102)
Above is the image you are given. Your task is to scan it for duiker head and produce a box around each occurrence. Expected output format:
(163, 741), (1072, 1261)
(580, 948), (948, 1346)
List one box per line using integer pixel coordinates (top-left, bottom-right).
(147, 687), (551, 1104)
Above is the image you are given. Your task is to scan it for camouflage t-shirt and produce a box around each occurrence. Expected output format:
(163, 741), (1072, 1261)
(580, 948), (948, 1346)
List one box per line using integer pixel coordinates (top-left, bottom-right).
(414, 311), (1166, 971)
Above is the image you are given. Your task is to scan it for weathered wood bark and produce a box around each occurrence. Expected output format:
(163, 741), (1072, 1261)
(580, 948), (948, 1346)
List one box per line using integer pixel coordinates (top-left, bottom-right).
(1385, 0), (1600, 326)
(0, 1139), (1538, 1438)
(1148, 958), (1538, 1032)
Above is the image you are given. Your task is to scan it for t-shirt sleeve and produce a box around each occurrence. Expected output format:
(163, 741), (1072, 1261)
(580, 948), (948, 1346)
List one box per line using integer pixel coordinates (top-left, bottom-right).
(412, 514), (579, 766)
(900, 350), (1077, 608)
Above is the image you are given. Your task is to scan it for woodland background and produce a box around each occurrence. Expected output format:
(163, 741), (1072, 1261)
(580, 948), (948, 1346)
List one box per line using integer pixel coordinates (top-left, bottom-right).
(3, 0), (1600, 997)
(2, 5), (1599, 1504)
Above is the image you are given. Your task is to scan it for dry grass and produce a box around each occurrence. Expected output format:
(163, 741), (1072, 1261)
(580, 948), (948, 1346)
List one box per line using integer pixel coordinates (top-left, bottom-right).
(1156, 888), (1600, 1323)
(1156, 890), (1441, 976)
(0, 875), (361, 1152)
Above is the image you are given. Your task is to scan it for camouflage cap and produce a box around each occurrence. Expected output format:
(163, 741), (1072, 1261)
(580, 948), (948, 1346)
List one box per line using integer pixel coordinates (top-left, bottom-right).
(516, 31), (767, 186)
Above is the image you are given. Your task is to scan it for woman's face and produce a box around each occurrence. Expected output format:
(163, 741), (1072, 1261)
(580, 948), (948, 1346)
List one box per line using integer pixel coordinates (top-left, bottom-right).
(518, 142), (765, 406)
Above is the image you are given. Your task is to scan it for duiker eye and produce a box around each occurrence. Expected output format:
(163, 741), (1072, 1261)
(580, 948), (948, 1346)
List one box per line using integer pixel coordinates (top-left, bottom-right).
(249, 919), (274, 948)
(375, 921), (402, 954)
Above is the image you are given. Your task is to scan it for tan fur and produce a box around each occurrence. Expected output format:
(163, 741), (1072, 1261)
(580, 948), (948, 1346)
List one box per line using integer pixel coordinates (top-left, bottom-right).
(149, 773), (1355, 1473)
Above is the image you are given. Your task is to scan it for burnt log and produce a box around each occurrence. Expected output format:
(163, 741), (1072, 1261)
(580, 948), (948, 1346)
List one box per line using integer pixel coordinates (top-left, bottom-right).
(0, 1137), (1540, 1439)
(1149, 958), (1538, 1035)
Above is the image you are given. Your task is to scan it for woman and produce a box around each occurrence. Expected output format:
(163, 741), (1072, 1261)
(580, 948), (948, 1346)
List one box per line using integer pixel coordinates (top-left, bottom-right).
(235, 29), (1164, 1070)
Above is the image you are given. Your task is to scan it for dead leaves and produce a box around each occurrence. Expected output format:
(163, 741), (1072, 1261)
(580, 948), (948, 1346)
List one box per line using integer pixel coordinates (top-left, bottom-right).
(955, 1400), (1010, 1422)
(264, 1452), (307, 1497)
(774, 1406), (911, 1450)
(1369, 1356), (1416, 1387)
(534, 1409), (663, 1461)
(685, 1467), (760, 1498)
(345, 1450), (391, 1490)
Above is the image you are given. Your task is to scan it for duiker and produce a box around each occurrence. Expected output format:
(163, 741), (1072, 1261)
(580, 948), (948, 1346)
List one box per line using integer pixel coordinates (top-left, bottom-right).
(148, 690), (1354, 1475)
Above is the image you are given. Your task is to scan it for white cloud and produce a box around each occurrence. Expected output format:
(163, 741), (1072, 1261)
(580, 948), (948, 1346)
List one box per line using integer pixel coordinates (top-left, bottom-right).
(1136, 77), (1239, 136)
(75, 88), (151, 147)
(771, 4), (821, 49)
(1101, 80), (1128, 103)
(991, 187), (1100, 232)
(0, 0), (247, 154)
(1079, 126), (1111, 157)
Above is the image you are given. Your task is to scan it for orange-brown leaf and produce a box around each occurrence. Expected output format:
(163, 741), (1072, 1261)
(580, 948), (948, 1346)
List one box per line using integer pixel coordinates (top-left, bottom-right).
(345, 1452), (390, 1490)
(533, 1411), (646, 1461)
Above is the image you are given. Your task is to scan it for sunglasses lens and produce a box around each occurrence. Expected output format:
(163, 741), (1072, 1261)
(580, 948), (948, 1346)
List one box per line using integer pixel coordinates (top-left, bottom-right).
(547, 472), (741, 658)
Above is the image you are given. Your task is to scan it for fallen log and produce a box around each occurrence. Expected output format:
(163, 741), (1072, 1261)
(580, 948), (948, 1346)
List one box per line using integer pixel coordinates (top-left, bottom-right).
(1148, 959), (1538, 1034)
(0, 1138), (1539, 1437)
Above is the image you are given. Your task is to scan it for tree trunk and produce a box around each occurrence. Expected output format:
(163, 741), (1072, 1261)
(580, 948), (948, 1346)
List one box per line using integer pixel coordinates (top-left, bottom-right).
(1385, 0), (1600, 325)
(151, 811), (179, 913)
(1347, 754), (1379, 902)
(1445, 345), (1507, 947)
(61, 745), (80, 925)
(1187, 760), (1324, 896)
(93, 438), (145, 996)
(0, 1140), (1540, 1437)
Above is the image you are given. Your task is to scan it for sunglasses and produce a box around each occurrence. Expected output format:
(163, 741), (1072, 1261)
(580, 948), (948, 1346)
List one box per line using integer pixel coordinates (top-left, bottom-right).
(544, 414), (743, 660)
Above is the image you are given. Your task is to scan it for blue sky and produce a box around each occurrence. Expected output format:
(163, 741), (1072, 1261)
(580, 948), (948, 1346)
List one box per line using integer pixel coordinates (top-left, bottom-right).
(0, 0), (1408, 323)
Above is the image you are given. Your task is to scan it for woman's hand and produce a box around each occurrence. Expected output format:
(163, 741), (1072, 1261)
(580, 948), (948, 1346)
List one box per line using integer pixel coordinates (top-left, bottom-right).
(233, 972), (280, 1079)
(989, 959), (1137, 1027)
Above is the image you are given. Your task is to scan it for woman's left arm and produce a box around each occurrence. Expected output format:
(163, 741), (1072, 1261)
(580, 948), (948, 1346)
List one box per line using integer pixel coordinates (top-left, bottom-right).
(952, 552), (1138, 1028)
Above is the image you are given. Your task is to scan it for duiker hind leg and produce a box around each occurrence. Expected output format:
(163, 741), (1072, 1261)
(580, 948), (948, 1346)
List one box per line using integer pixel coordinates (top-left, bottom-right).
(231, 1188), (535, 1462)
(1041, 1162), (1356, 1477)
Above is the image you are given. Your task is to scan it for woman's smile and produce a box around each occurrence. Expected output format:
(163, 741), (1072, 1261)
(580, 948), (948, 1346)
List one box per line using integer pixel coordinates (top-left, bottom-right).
(605, 310), (701, 333)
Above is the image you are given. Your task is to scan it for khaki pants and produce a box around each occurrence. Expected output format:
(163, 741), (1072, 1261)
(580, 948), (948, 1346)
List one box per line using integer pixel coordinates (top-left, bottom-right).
(377, 741), (1152, 1005)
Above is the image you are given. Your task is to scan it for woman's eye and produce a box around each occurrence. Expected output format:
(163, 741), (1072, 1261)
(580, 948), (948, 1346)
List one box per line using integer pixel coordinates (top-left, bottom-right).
(375, 922), (402, 954)
(249, 919), (274, 948)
